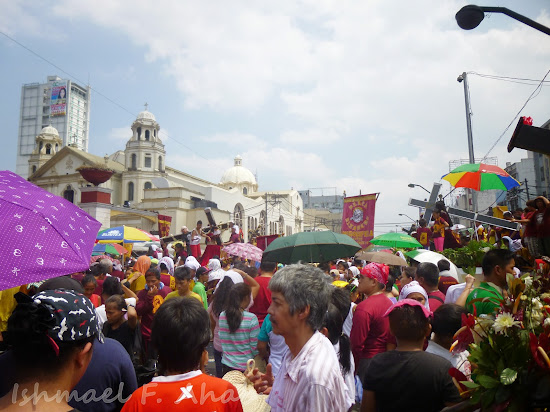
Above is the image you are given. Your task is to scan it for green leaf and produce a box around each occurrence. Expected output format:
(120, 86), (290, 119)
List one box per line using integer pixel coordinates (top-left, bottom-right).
(497, 358), (505, 374)
(481, 388), (497, 409)
(460, 380), (480, 389)
(500, 368), (518, 385)
(478, 374), (500, 389)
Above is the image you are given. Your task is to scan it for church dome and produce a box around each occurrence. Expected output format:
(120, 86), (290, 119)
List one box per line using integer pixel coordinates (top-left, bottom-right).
(220, 155), (257, 187)
(136, 110), (156, 122)
(40, 125), (59, 136)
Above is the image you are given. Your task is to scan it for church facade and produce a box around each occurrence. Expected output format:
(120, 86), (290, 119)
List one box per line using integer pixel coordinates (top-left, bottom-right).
(27, 110), (304, 241)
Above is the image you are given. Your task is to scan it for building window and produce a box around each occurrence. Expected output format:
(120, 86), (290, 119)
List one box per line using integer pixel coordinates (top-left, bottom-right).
(234, 203), (244, 228)
(45, 144), (51, 155)
(243, 187), (248, 195)
(63, 185), (74, 203)
(279, 216), (285, 233)
(128, 182), (134, 201)
(145, 130), (150, 141)
(145, 156), (152, 168)
(144, 182), (152, 190)
(131, 154), (137, 169)
(32, 165), (37, 174)
(158, 156), (163, 171)
(137, 127), (141, 140)
(154, 129), (157, 137)
(260, 211), (266, 235)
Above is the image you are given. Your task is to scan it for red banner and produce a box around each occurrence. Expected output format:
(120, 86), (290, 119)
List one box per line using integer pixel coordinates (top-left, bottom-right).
(341, 194), (377, 249)
(158, 214), (172, 238)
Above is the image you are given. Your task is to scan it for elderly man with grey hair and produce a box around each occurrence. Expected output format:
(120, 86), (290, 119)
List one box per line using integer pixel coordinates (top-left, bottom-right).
(248, 264), (349, 411)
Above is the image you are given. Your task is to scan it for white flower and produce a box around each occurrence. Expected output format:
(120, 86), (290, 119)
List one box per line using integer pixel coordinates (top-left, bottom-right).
(482, 247), (491, 252)
(521, 295), (528, 301)
(532, 298), (544, 311)
(493, 312), (521, 335)
(544, 318), (550, 328)
(524, 276), (533, 288)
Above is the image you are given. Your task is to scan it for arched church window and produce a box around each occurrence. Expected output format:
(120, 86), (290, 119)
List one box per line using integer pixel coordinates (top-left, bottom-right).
(144, 182), (152, 190)
(63, 185), (74, 203)
(131, 154), (137, 170)
(243, 187), (248, 195)
(45, 144), (51, 155)
(158, 156), (163, 171)
(128, 182), (134, 201)
(260, 211), (266, 235)
(137, 127), (141, 140)
(32, 166), (37, 174)
(145, 130), (150, 141)
(234, 203), (244, 229)
(154, 129), (157, 137)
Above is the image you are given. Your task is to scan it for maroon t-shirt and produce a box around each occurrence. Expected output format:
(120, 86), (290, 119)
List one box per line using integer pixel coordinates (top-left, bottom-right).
(415, 227), (432, 247)
(249, 276), (272, 326)
(428, 290), (446, 312)
(438, 276), (458, 295)
(350, 294), (393, 367)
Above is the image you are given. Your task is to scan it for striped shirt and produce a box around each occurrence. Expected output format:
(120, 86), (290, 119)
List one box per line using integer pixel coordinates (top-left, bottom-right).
(219, 310), (259, 371)
(267, 331), (349, 412)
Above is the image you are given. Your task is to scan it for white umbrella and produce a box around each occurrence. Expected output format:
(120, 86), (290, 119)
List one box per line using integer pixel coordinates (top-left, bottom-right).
(404, 249), (459, 280)
(450, 224), (466, 231)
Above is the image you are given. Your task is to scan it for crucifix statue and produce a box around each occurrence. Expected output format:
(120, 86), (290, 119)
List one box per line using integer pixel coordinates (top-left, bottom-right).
(409, 183), (519, 231)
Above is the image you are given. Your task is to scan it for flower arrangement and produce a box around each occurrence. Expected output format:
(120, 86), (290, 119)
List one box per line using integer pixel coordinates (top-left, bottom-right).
(451, 264), (550, 410)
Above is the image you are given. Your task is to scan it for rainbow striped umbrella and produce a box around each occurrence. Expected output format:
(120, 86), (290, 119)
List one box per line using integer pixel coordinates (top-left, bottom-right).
(442, 163), (520, 191)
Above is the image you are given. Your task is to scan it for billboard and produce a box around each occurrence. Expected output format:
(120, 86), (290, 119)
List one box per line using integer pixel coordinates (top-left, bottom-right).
(341, 194), (377, 249)
(50, 81), (67, 116)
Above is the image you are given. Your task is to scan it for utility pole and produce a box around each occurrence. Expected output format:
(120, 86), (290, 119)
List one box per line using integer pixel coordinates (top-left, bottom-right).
(458, 72), (476, 213)
(525, 179), (530, 200)
(265, 192), (268, 235)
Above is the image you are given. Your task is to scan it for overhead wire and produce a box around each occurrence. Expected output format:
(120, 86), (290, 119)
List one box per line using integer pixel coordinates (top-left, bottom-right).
(481, 67), (550, 161)
(0, 29), (210, 162)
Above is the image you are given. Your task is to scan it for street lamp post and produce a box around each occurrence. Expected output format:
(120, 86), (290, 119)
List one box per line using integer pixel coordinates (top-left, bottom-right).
(398, 213), (417, 224)
(408, 183), (431, 194)
(456, 5), (550, 36)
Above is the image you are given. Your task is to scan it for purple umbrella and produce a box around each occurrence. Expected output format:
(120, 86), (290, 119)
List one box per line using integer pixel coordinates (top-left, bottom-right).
(0, 171), (102, 291)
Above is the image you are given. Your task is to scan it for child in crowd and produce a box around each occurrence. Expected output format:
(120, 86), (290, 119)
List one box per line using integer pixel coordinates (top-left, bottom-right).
(166, 266), (203, 304)
(193, 266), (210, 310)
(322, 303), (355, 410)
(362, 299), (462, 411)
(431, 210), (449, 252)
(415, 218), (432, 249)
(219, 283), (259, 374)
(81, 274), (101, 307)
(103, 295), (138, 359)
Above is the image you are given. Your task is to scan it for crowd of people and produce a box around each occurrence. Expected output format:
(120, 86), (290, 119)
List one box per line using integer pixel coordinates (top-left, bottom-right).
(0, 214), (523, 411)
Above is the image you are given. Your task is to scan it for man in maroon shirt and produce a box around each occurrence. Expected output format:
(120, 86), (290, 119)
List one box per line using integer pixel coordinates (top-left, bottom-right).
(416, 262), (446, 312)
(136, 268), (172, 358)
(249, 260), (276, 327)
(350, 262), (394, 384)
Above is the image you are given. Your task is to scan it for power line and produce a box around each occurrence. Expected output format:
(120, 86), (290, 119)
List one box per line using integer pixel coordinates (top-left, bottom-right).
(481, 67), (550, 161)
(469, 71), (550, 86)
(0, 29), (209, 162)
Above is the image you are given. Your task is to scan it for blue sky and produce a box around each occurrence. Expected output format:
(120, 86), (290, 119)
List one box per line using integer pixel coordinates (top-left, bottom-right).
(2, 0), (550, 233)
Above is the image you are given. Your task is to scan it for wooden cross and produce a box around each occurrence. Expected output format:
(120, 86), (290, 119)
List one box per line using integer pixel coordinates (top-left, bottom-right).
(409, 183), (519, 231)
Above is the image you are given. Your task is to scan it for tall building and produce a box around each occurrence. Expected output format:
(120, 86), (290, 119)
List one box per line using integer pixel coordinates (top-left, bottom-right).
(16, 75), (91, 178)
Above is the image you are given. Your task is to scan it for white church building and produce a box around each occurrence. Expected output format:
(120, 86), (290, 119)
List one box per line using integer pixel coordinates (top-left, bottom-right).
(28, 110), (304, 241)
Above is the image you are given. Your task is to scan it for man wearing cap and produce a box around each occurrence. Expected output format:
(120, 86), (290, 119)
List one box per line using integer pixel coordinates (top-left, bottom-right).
(350, 262), (394, 384)
(361, 299), (461, 411)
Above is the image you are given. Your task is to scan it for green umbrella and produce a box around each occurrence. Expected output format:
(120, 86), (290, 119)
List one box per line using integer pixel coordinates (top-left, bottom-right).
(263, 231), (361, 264)
(370, 232), (422, 249)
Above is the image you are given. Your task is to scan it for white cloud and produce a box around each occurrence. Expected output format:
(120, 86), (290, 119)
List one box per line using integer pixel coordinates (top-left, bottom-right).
(3, 0), (550, 235)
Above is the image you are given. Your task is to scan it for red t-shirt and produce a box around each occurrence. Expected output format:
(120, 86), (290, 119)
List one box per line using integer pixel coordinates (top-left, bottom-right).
(428, 290), (446, 312)
(248, 276), (272, 327)
(350, 294), (393, 367)
(121, 372), (243, 412)
(415, 227), (432, 247)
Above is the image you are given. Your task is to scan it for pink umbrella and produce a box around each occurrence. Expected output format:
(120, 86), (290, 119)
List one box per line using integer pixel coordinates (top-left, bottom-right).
(222, 242), (263, 262)
(0, 171), (102, 291)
